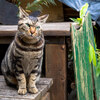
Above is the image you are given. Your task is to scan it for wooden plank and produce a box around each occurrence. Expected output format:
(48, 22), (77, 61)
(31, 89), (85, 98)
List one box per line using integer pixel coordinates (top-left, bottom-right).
(71, 13), (95, 100)
(85, 14), (100, 100)
(0, 23), (70, 36)
(0, 36), (14, 44)
(0, 23), (70, 44)
(45, 37), (67, 100)
(0, 76), (53, 100)
(41, 93), (50, 100)
(0, 98), (26, 100)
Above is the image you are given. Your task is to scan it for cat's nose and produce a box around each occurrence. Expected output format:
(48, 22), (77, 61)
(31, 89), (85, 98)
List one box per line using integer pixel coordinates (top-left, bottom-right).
(30, 27), (36, 34)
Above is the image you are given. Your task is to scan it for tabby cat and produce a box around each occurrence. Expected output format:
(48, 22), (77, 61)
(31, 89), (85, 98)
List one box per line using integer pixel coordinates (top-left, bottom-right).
(1, 7), (48, 95)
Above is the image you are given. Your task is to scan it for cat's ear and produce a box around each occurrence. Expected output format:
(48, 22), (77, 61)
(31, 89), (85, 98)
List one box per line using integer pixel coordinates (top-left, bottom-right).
(37, 14), (49, 24)
(18, 6), (29, 18)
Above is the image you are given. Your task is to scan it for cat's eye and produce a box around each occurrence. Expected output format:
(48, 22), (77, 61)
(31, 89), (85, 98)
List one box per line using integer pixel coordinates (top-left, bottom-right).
(36, 26), (40, 29)
(26, 23), (30, 27)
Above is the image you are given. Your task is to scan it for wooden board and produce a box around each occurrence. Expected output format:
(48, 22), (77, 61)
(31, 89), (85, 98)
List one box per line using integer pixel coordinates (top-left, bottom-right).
(0, 23), (70, 37)
(41, 93), (50, 100)
(71, 13), (94, 100)
(0, 76), (53, 100)
(0, 23), (70, 44)
(45, 37), (67, 100)
(0, 36), (14, 44)
(86, 14), (100, 100)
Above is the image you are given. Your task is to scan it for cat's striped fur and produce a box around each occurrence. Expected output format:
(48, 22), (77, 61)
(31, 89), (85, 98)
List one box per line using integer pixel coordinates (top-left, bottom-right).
(1, 7), (49, 95)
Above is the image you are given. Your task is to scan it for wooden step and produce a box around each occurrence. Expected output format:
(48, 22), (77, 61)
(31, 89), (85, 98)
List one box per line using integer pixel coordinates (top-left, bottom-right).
(0, 76), (53, 100)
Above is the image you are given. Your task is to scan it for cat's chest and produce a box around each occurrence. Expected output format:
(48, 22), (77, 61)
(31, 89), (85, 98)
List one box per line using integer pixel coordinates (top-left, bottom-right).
(22, 51), (43, 61)
(20, 51), (43, 75)
(22, 52), (38, 67)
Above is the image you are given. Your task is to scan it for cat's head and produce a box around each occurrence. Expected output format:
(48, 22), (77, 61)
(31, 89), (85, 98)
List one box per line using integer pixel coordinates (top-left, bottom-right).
(18, 7), (49, 38)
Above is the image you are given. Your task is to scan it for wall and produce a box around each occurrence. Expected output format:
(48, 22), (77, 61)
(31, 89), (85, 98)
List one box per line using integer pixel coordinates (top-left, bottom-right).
(20, 0), (64, 22)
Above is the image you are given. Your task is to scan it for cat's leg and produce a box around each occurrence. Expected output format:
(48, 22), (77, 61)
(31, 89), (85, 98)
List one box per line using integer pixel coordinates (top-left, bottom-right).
(28, 59), (42, 94)
(28, 72), (39, 94)
(16, 73), (27, 95)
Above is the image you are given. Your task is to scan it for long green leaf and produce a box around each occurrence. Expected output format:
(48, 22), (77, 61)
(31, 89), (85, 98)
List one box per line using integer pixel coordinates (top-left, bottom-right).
(77, 18), (82, 25)
(80, 3), (89, 18)
(70, 18), (80, 25)
(89, 42), (93, 63)
(26, 0), (55, 12)
(93, 48), (97, 67)
(96, 62), (100, 77)
(89, 42), (96, 67)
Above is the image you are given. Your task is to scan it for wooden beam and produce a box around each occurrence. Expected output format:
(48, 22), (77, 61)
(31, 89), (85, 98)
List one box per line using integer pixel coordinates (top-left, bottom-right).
(0, 76), (53, 100)
(0, 22), (70, 36)
(71, 13), (95, 100)
(45, 37), (67, 100)
(41, 93), (50, 100)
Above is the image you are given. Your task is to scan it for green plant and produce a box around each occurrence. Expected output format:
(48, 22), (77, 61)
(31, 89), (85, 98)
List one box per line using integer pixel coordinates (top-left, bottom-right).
(70, 2), (100, 77)
(70, 3), (89, 26)
(96, 49), (100, 77)
(89, 40), (100, 77)
(16, 0), (55, 12)
(26, 0), (56, 12)
(16, 0), (21, 7)
(89, 42), (96, 67)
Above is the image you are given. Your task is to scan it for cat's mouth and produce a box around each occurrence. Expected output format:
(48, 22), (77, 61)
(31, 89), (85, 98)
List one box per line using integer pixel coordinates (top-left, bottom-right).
(28, 26), (37, 37)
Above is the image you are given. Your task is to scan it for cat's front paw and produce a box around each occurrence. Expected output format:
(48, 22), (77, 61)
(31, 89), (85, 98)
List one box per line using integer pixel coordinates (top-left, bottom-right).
(29, 87), (38, 94)
(18, 88), (27, 95)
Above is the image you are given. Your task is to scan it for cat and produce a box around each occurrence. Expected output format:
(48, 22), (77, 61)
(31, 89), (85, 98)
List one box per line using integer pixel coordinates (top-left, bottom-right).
(1, 6), (49, 95)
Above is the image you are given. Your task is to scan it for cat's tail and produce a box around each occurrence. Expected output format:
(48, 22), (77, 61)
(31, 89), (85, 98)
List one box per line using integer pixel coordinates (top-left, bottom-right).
(1, 59), (17, 87)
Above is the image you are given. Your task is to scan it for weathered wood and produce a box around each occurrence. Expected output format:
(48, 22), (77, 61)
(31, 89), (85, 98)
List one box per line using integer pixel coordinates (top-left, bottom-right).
(0, 98), (26, 100)
(86, 14), (100, 100)
(71, 13), (94, 100)
(45, 37), (67, 100)
(0, 76), (53, 100)
(0, 23), (70, 44)
(0, 23), (70, 36)
(41, 93), (50, 100)
(71, 13), (99, 100)
(0, 36), (14, 44)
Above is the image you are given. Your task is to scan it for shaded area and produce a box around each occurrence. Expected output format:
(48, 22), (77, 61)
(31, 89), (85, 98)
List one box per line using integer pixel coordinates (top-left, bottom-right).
(0, 0), (18, 25)
(0, 44), (9, 74)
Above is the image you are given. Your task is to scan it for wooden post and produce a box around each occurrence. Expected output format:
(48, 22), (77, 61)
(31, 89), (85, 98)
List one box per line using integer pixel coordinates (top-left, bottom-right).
(45, 36), (67, 100)
(86, 13), (100, 100)
(71, 13), (94, 100)
(41, 93), (50, 100)
(0, 76), (53, 100)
